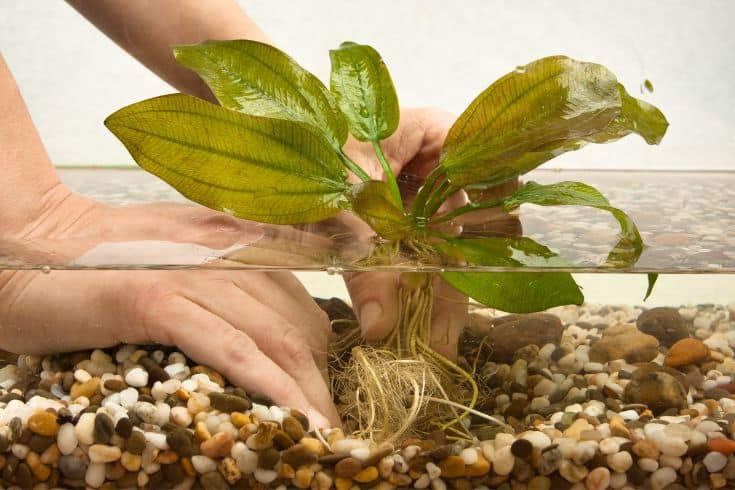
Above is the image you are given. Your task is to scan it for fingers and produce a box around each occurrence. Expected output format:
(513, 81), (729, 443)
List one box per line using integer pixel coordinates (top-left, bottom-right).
(146, 294), (334, 429)
(429, 276), (468, 360)
(343, 271), (400, 342)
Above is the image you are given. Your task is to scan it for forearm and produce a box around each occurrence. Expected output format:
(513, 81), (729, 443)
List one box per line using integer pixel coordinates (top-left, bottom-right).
(0, 54), (66, 231)
(65, 0), (270, 101)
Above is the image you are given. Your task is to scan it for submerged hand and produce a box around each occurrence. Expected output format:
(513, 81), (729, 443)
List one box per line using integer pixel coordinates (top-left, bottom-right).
(342, 107), (469, 359)
(0, 188), (339, 427)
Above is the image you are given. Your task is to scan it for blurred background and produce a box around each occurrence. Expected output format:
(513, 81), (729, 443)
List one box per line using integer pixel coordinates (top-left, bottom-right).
(2, 0), (734, 170)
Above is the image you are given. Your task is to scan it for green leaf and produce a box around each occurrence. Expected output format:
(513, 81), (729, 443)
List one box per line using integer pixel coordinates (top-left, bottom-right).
(588, 84), (669, 145)
(329, 42), (400, 141)
(440, 56), (667, 188)
(441, 271), (583, 313)
(644, 273), (659, 301)
(174, 40), (347, 151)
(436, 236), (583, 313)
(503, 181), (643, 266)
(105, 94), (348, 224)
(347, 180), (414, 240)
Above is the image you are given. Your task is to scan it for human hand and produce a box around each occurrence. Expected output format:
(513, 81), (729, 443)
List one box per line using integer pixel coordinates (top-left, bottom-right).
(0, 188), (339, 428)
(341, 107), (469, 360)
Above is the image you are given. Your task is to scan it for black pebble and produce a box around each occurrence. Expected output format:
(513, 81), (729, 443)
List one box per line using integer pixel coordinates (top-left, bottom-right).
(510, 438), (533, 459)
(115, 417), (133, 439)
(93, 412), (115, 444)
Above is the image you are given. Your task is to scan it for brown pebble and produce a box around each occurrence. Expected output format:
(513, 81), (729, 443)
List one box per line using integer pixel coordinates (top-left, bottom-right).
(258, 448), (280, 469)
(439, 455), (466, 478)
(272, 430), (295, 450)
(15, 462), (34, 488)
(115, 417), (133, 439)
(125, 431), (146, 455)
(200, 432), (234, 458)
(511, 438), (534, 459)
(28, 434), (55, 454)
(191, 365), (225, 387)
(161, 462), (185, 486)
(282, 416), (306, 442)
(335, 457), (362, 478)
(156, 450), (179, 464)
(665, 338), (710, 367)
(208, 392), (252, 413)
(70, 377), (100, 400)
(28, 411), (59, 437)
(167, 428), (194, 457)
(103, 378), (126, 392)
(93, 412), (115, 444)
(200, 471), (228, 490)
(281, 443), (318, 467)
(26, 451), (51, 482)
(294, 466), (315, 488)
(352, 465), (379, 483)
(181, 457), (196, 477)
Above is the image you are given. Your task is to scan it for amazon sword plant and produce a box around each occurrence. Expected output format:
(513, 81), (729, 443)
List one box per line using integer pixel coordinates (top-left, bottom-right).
(105, 40), (668, 439)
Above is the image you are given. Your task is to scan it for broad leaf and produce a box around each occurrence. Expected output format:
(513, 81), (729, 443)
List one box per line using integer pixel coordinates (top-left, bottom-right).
(174, 40), (347, 151)
(347, 180), (414, 240)
(329, 42), (399, 141)
(441, 271), (583, 313)
(437, 237), (583, 313)
(588, 84), (668, 145)
(502, 181), (643, 266)
(440, 56), (667, 188)
(105, 94), (348, 224)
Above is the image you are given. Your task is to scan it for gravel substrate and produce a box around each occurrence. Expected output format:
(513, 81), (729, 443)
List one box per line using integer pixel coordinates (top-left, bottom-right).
(1, 301), (735, 489)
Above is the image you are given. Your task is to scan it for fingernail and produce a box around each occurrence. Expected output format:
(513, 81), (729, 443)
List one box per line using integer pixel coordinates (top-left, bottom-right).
(359, 301), (383, 330)
(306, 409), (332, 430)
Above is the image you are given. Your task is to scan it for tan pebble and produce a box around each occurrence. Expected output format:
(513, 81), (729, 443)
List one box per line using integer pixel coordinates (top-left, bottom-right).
(710, 472), (727, 488)
(353, 465), (379, 483)
(371, 482), (397, 490)
(439, 455), (466, 478)
(218, 456), (241, 485)
(106, 461), (126, 480)
(155, 450), (179, 464)
(528, 475), (551, 490)
(704, 399), (720, 414)
(137, 470), (149, 488)
(388, 472), (412, 486)
(313, 470), (333, 490)
(632, 439), (660, 459)
(335, 477), (353, 490)
(200, 432), (234, 458)
(408, 469), (422, 480)
(191, 365), (226, 387)
(273, 429), (295, 450)
(335, 457), (362, 478)
(465, 452), (491, 477)
(120, 451), (142, 472)
(563, 419), (593, 440)
(194, 421), (211, 441)
(246, 422), (276, 450)
(230, 412), (250, 428)
(559, 459), (588, 483)
(40, 443), (60, 465)
(70, 377), (100, 400)
(175, 387), (191, 401)
(293, 466), (315, 488)
(282, 416), (306, 442)
(181, 457), (196, 477)
(299, 437), (325, 456)
(279, 463), (295, 479)
(327, 428), (345, 445)
(665, 338), (710, 367)
(608, 415), (632, 439)
(89, 444), (122, 463)
(187, 392), (210, 414)
(28, 411), (59, 437)
(25, 451), (51, 482)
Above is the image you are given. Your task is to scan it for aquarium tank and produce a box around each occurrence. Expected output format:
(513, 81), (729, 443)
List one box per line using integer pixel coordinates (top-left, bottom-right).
(0, 2), (734, 489)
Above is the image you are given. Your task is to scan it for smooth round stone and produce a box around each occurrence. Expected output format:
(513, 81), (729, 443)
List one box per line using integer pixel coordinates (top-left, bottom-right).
(119, 387), (139, 409)
(703, 451), (728, 472)
(208, 392), (251, 413)
(460, 447), (478, 465)
(59, 451), (88, 480)
(607, 451), (632, 473)
(93, 412), (114, 444)
(696, 420), (722, 434)
(125, 367), (148, 387)
(192, 455), (218, 474)
(57, 423), (78, 455)
(167, 428), (193, 457)
(28, 410), (59, 437)
(125, 431), (147, 455)
(254, 468), (278, 484)
(74, 369), (92, 383)
(334, 457), (362, 479)
(663, 423), (692, 441)
(659, 437), (688, 457)
(649, 466), (677, 489)
(144, 431), (169, 450)
(493, 445), (514, 475)
(235, 447), (258, 474)
(332, 437), (368, 455)
(115, 417), (133, 438)
(85, 462), (106, 488)
(74, 412), (96, 446)
(659, 454), (682, 469)
(638, 458), (659, 472)
(170, 406), (192, 427)
(599, 438), (620, 455)
(200, 432), (234, 458)
(585, 467), (610, 490)
(520, 430), (552, 449)
(88, 444), (122, 463)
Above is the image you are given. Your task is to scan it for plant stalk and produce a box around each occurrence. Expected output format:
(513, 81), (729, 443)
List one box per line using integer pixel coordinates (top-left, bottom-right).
(371, 139), (403, 209)
(431, 197), (506, 224)
(338, 150), (371, 182)
(410, 166), (445, 218)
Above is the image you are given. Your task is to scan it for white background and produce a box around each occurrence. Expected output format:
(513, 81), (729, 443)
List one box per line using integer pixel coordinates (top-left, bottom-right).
(2, 0), (734, 169)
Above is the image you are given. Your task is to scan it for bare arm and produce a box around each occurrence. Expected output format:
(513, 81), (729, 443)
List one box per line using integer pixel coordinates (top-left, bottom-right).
(65, 0), (270, 101)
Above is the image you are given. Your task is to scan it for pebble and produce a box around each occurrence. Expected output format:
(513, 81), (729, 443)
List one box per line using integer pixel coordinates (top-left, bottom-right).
(200, 432), (234, 458)
(703, 451), (728, 472)
(493, 445), (514, 475)
(636, 307), (689, 347)
(93, 412), (115, 444)
(585, 466), (610, 490)
(650, 466), (677, 489)
(27, 410), (59, 436)
(335, 457), (362, 478)
(59, 450), (88, 480)
(85, 462), (106, 488)
(74, 412), (96, 445)
(665, 338), (710, 367)
(70, 377), (100, 400)
(125, 431), (147, 455)
(125, 367), (149, 387)
(208, 392), (251, 413)
(588, 324), (659, 363)
(88, 444), (122, 463)
(607, 451), (632, 473)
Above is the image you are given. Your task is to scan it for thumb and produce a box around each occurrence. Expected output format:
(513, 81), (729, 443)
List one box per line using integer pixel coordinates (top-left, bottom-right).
(343, 271), (400, 342)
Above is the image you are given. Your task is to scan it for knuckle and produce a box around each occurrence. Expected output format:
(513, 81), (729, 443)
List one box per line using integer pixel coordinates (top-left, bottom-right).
(127, 279), (179, 344)
(223, 330), (257, 367)
(279, 327), (313, 367)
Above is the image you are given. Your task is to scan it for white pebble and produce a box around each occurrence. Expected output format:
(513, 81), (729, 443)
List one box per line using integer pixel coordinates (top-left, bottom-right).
(696, 420), (722, 434)
(703, 451), (728, 472)
(649, 466), (677, 490)
(125, 367), (148, 387)
(584, 362), (604, 373)
(659, 454), (682, 469)
(609, 471), (627, 489)
(460, 448), (477, 465)
(426, 462), (441, 479)
(659, 437), (688, 457)
(662, 423), (691, 441)
(350, 446), (371, 462)
(430, 478), (447, 490)
(75, 412), (96, 445)
(11, 444), (30, 459)
(638, 457), (658, 472)
(585, 466), (610, 490)
(236, 447), (258, 474)
(57, 422), (78, 455)
(414, 474), (431, 489)
(572, 440), (597, 465)
(163, 362), (189, 379)
(607, 451), (632, 473)
(85, 462), (106, 488)
(89, 444), (122, 463)
(74, 369), (92, 383)
(599, 438), (620, 455)
(494, 433), (515, 449)
(254, 468), (278, 484)
(618, 409), (639, 421)
(119, 387), (139, 409)
(144, 431), (169, 450)
(520, 430), (551, 449)
(191, 455), (217, 474)
(115, 344), (137, 363)
(492, 445), (514, 475)
(135, 401), (158, 424)
(181, 378), (198, 392)
(171, 406), (193, 427)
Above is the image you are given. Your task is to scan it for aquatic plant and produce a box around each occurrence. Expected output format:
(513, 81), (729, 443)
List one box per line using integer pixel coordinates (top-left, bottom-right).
(106, 41), (668, 440)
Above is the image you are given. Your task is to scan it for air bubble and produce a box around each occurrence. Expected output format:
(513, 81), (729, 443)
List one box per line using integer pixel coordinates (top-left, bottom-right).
(41, 266), (51, 274)
(326, 266), (344, 276)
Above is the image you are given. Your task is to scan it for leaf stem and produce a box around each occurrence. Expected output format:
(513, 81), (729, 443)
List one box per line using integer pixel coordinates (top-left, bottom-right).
(430, 197), (506, 224)
(422, 180), (458, 218)
(371, 139), (403, 209)
(338, 150), (371, 182)
(410, 166), (445, 217)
